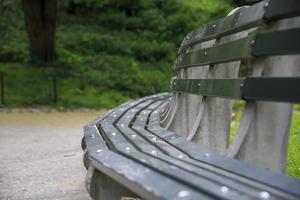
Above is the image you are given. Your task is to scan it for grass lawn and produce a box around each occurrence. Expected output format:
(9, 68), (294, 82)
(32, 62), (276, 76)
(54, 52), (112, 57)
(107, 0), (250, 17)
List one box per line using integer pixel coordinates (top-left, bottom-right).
(230, 105), (300, 180)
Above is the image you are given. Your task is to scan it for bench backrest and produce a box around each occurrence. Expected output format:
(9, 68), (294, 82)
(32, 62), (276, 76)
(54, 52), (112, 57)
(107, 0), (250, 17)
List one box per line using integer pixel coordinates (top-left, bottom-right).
(161, 0), (300, 173)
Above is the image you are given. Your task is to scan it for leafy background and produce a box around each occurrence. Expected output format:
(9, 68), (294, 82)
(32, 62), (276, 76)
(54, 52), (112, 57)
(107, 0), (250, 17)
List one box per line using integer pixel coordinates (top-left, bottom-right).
(0, 0), (231, 108)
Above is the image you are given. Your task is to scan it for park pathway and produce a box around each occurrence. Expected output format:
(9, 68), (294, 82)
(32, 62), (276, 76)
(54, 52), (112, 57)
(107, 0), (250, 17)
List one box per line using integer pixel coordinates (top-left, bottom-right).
(0, 111), (105, 200)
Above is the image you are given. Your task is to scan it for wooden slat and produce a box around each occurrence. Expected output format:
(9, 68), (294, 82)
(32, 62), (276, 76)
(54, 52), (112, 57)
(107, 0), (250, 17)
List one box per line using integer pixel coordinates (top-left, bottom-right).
(178, 0), (300, 55)
(176, 28), (300, 69)
(172, 78), (243, 99)
(147, 99), (300, 198)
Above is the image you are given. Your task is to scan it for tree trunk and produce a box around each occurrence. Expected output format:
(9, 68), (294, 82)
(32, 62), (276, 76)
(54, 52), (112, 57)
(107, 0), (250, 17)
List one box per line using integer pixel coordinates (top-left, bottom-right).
(21, 0), (57, 63)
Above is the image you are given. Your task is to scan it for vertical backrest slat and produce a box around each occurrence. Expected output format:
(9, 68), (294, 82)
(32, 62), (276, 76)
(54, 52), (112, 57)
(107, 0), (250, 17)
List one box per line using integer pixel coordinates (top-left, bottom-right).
(228, 16), (300, 173)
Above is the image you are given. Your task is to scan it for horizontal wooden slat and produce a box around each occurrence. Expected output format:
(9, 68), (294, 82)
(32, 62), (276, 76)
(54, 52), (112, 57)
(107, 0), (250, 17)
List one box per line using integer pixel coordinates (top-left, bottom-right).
(253, 28), (300, 56)
(172, 78), (243, 99)
(242, 77), (300, 103)
(176, 35), (254, 69)
(178, 0), (300, 55)
(264, 0), (300, 21)
(172, 77), (300, 103)
(176, 28), (300, 69)
(178, 1), (265, 55)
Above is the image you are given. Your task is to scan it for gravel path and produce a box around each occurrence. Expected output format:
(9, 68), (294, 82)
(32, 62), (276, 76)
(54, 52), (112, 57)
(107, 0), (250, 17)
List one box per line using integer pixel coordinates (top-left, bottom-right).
(0, 111), (105, 200)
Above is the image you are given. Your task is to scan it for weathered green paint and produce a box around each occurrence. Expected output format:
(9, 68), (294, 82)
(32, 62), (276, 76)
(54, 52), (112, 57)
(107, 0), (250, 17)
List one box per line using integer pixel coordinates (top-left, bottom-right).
(178, 0), (300, 55)
(176, 35), (254, 69)
(178, 1), (265, 54)
(172, 77), (300, 103)
(176, 28), (300, 69)
(172, 78), (243, 99)
(253, 28), (300, 56)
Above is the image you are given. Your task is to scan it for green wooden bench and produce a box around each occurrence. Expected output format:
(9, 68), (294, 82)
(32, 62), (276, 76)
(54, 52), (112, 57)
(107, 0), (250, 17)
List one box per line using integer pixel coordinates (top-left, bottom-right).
(82, 0), (300, 199)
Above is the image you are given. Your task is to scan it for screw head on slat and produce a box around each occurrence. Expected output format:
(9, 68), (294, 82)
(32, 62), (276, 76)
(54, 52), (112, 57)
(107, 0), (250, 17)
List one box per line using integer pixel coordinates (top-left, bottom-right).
(220, 186), (229, 193)
(259, 191), (270, 199)
(264, 2), (269, 9)
(96, 149), (103, 153)
(178, 190), (190, 198)
(203, 153), (210, 158)
(204, 51), (208, 56)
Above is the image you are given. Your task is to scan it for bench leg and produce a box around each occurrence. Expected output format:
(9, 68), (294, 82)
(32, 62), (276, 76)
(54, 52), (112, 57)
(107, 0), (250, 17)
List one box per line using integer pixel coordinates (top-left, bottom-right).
(86, 166), (140, 200)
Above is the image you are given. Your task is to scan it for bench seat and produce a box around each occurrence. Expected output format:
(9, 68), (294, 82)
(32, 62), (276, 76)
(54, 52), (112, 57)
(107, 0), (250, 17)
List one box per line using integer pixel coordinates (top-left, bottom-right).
(83, 93), (300, 200)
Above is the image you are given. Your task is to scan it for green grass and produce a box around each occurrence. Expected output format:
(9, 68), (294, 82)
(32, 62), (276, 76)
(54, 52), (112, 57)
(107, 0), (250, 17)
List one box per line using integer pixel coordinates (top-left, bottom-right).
(230, 102), (300, 179)
(288, 110), (300, 179)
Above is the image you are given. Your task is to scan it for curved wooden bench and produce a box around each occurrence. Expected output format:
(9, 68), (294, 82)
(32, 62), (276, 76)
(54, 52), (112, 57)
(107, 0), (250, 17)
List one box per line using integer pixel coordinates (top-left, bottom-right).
(82, 0), (300, 199)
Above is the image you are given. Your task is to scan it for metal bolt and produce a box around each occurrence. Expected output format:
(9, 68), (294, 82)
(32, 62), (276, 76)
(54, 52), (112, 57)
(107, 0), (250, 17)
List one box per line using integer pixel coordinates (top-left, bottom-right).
(113, 114), (117, 117)
(178, 190), (190, 198)
(240, 83), (244, 88)
(197, 83), (201, 87)
(152, 137), (157, 141)
(178, 155), (185, 159)
(125, 147), (131, 151)
(179, 57), (182, 61)
(120, 124), (125, 127)
(250, 40), (255, 46)
(259, 191), (270, 199)
(151, 150), (158, 156)
(220, 186), (229, 193)
(131, 109), (135, 113)
(132, 134), (136, 138)
(111, 132), (116, 136)
(212, 24), (216, 29)
(264, 2), (269, 9)
(96, 149), (103, 153)
(203, 153), (210, 158)
(204, 51), (208, 56)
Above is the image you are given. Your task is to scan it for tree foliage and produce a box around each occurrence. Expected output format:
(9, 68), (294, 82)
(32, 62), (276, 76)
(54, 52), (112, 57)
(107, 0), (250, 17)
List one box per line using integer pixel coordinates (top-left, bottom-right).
(0, 0), (232, 107)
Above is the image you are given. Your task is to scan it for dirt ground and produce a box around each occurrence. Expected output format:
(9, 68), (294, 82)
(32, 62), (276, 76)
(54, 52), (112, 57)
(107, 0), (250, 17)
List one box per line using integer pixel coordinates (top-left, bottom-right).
(0, 111), (106, 200)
